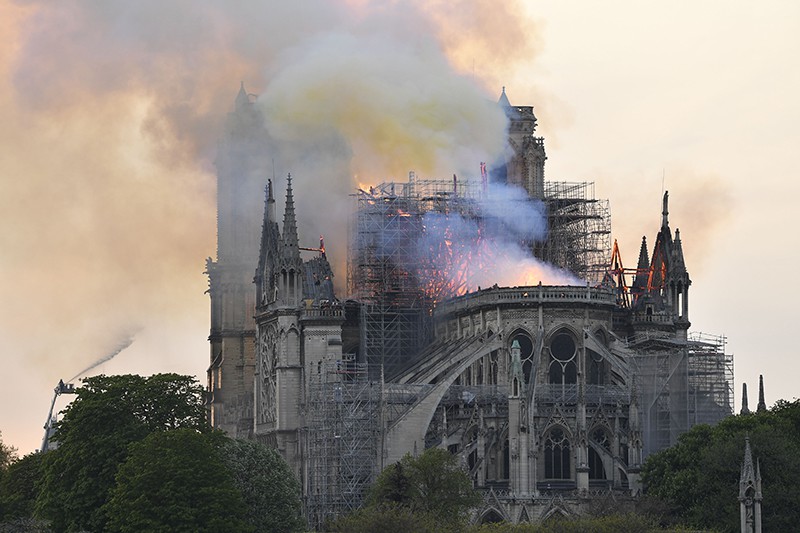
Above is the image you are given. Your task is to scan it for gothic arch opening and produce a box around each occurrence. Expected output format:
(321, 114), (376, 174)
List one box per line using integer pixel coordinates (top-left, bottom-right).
(509, 330), (534, 384)
(587, 349), (606, 385)
(547, 329), (577, 385)
(588, 447), (606, 480)
(589, 427), (612, 481)
(480, 509), (504, 524)
(543, 426), (571, 479)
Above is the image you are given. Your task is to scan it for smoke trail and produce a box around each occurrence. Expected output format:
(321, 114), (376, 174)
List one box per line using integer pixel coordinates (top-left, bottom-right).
(67, 335), (136, 383)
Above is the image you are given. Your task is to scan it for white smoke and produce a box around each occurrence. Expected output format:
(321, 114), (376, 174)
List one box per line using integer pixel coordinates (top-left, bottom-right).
(67, 334), (137, 383)
(414, 183), (581, 297)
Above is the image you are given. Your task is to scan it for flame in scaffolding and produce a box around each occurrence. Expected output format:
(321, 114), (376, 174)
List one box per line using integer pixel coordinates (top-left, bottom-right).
(416, 210), (580, 305)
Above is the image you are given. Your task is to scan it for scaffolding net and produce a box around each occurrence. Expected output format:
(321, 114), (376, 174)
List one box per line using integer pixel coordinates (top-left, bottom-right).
(305, 361), (379, 530)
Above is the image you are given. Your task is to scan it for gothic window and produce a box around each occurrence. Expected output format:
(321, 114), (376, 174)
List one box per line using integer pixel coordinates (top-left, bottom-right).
(548, 331), (577, 385)
(509, 332), (534, 384)
(589, 428), (611, 480)
(587, 349), (605, 385)
(588, 447), (605, 480)
(544, 427), (571, 479)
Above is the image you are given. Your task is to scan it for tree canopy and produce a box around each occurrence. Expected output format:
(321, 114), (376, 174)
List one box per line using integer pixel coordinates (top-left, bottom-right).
(105, 429), (251, 533)
(0, 452), (44, 522)
(221, 438), (304, 533)
(641, 399), (800, 532)
(362, 447), (481, 530)
(0, 432), (16, 473)
(35, 373), (208, 532)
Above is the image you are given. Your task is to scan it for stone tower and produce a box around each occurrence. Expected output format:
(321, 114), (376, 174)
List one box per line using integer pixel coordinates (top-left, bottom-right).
(497, 88), (547, 198)
(206, 83), (272, 436)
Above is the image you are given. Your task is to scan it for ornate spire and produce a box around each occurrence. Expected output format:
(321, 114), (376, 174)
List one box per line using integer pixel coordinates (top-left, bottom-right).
(632, 236), (650, 292)
(671, 228), (687, 273)
(757, 375), (767, 413)
(739, 436), (763, 532)
(661, 191), (669, 229)
(281, 173), (301, 267)
(741, 383), (750, 415)
(255, 179), (281, 308)
(235, 81), (249, 111)
(739, 436), (755, 498)
(266, 179), (275, 222)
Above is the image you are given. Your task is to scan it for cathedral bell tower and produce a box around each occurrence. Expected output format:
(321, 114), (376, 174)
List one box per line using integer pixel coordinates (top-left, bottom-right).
(497, 88), (547, 198)
(206, 83), (271, 436)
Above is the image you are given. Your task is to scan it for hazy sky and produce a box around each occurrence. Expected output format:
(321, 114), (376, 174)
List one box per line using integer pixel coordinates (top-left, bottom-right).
(1, 1), (798, 454)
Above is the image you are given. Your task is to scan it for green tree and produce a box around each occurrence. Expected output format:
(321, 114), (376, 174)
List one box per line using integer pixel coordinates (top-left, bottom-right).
(467, 513), (664, 532)
(327, 504), (443, 533)
(0, 432), (17, 474)
(104, 429), (251, 533)
(220, 438), (304, 533)
(642, 399), (800, 532)
(367, 447), (481, 528)
(35, 373), (207, 532)
(0, 453), (44, 521)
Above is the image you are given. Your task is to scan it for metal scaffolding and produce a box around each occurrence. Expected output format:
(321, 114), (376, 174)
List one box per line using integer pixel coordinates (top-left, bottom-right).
(629, 331), (733, 458)
(541, 181), (612, 284)
(687, 332), (734, 425)
(347, 176), (484, 379)
(305, 361), (379, 530)
(347, 175), (612, 380)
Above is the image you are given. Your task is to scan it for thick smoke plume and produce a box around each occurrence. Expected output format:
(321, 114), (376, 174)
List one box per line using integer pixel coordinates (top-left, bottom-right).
(0, 0), (541, 453)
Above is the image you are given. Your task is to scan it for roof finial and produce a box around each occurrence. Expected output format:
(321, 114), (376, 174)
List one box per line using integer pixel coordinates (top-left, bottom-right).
(498, 87), (511, 107)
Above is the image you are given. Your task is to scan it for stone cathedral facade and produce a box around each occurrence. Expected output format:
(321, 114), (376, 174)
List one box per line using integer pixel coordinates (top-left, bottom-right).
(207, 86), (732, 525)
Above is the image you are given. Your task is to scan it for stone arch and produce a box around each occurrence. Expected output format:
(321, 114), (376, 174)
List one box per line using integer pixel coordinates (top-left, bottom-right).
(541, 505), (570, 522)
(479, 507), (506, 524)
(383, 334), (504, 464)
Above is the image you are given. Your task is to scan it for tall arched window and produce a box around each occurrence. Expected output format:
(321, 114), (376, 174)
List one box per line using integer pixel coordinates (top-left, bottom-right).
(589, 428), (611, 480)
(544, 427), (571, 479)
(548, 331), (577, 385)
(587, 349), (605, 385)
